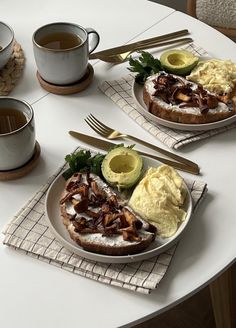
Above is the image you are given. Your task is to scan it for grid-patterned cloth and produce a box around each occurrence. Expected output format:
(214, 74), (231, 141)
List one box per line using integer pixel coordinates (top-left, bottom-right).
(2, 148), (207, 294)
(99, 43), (236, 149)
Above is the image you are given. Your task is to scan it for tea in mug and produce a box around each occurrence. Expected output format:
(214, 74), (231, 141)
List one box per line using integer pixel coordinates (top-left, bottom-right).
(0, 108), (27, 134)
(38, 32), (82, 50)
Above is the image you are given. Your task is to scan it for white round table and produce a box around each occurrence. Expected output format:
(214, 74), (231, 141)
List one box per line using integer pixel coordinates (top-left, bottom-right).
(0, 1), (235, 327)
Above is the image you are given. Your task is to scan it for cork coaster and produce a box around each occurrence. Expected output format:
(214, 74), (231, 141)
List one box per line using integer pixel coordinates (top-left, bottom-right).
(0, 141), (41, 181)
(36, 63), (94, 95)
(0, 41), (25, 96)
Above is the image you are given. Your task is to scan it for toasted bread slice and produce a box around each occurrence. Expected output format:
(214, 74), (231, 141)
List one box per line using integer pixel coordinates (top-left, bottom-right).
(60, 173), (156, 256)
(143, 72), (236, 124)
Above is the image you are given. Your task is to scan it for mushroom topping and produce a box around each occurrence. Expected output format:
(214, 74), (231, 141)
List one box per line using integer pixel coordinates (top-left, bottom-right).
(152, 73), (220, 113)
(62, 173), (156, 240)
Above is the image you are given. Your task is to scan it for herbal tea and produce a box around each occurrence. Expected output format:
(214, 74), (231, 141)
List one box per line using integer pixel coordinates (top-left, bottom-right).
(39, 32), (82, 50)
(0, 108), (27, 134)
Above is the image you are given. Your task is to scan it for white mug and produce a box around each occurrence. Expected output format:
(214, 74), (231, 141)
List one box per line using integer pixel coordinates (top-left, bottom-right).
(0, 21), (14, 69)
(32, 22), (100, 85)
(0, 97), (36, 171)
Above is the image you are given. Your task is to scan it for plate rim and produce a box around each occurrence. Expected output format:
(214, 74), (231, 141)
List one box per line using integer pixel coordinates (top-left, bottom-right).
(132, 80), (236, 131)
(45, 157), (193, 263)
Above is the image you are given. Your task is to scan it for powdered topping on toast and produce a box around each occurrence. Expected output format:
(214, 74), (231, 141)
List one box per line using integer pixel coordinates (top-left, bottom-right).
(143, 72), (236, 124)
(151, 73), (221, 113)
(60, 172), (156, 248)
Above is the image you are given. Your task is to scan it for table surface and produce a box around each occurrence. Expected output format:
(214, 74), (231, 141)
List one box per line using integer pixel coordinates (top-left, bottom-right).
(1, 1), (236, 327)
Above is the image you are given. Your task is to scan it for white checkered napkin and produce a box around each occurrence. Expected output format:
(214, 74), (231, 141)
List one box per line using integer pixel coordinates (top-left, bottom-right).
(2, 154), (207, 294)
(99, 43), (236, 149)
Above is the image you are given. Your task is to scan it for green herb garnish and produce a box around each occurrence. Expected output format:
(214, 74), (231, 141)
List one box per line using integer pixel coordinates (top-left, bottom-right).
(128, 51), (162, 84)
(62, 150), (105, 180)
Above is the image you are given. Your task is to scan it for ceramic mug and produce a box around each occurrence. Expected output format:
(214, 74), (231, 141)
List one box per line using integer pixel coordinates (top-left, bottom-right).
(0, 21), (14, 69)
(0, 97), (36, 171)
(32, 22), (100, 85)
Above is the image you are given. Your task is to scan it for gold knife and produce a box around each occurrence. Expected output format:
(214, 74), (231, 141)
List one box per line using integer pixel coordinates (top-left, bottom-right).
(69, 131), (200, 175)
(89, 29), (189, 59)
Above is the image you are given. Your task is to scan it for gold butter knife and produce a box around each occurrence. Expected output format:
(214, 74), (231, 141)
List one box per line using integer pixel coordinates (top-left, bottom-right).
(69, 131), (200, 175)
(89, 29), (189, 59)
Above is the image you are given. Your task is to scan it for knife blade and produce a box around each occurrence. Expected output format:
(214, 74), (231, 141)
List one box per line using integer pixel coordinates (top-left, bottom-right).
(89, 29), (189, 58)
(69, 131), (200, 175)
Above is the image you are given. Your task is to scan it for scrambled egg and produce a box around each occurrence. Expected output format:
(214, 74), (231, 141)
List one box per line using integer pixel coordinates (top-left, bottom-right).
(128, 165), (187, 238)
(187, 59), (236, 94)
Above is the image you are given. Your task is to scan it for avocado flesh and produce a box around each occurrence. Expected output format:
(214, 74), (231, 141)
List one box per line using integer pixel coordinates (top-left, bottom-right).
(160, 49), (199, 75)
(101, 147), (143, 189)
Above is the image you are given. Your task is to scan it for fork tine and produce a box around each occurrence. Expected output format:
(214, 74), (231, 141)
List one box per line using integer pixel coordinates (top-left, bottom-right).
(88, 114), (113, 134)
(85, 118), (104, 136)
(85, 116), (109, 137)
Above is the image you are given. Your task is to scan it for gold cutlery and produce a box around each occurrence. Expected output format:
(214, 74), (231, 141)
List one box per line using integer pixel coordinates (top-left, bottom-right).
(89, 29), (189, 59)
(85, 114), (199, 171)
(69, 130), (199, 175)
(84, 114), (199, 174)
(89, 38), (193, 64)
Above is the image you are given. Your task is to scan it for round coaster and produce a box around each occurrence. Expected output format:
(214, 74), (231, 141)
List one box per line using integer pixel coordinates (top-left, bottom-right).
(0, 41), (25, 96)
(36, 63), (94, 95)
(0, 141), (41, 181)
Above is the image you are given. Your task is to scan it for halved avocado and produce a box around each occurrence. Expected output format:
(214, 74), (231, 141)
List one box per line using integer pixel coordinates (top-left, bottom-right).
(101, 147), (143, 189)
(160, 49), (199, 75)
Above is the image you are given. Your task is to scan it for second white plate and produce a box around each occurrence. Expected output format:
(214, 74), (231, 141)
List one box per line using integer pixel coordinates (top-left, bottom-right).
(132, 81), (236, 131)
(45, 156), (193, 264)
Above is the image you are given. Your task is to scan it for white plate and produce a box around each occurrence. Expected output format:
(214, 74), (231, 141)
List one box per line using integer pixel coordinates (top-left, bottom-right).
(132, 81), (236, 131)
(45, 157), (193, 263)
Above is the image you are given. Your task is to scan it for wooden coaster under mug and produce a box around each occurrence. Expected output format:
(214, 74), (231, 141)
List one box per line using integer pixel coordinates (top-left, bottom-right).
(0, 141), (41, 181)
(36, 63), (94, 95)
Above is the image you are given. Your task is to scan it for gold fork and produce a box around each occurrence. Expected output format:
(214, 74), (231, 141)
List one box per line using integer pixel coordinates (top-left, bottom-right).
(84, 114), (200, 174)
(89, 38), (193, 64)
(89, 29), (189, 59)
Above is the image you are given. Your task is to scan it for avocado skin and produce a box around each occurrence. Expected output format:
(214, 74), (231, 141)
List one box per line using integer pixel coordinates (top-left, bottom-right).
(160, 49), (199, 75)
(101, 147), (143, 189)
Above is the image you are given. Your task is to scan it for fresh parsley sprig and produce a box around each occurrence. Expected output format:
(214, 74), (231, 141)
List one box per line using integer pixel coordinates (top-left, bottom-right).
(62, 150), (105, 180)
(128, 51), (162, 84)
